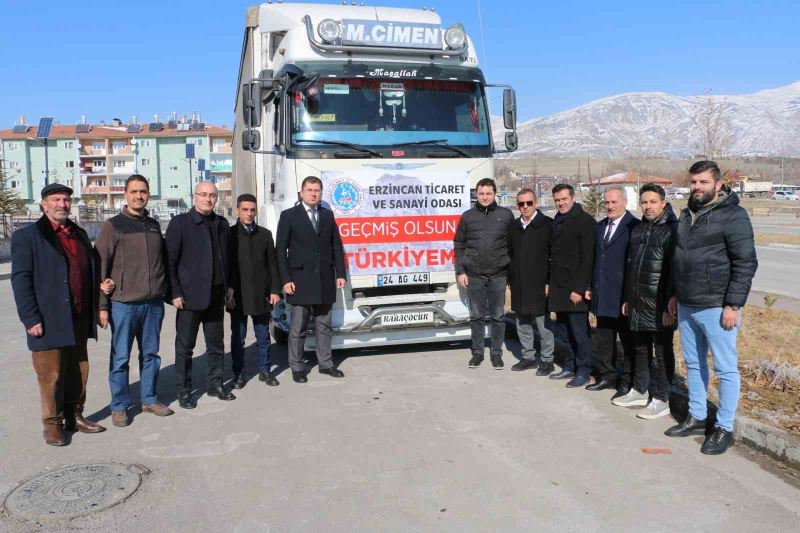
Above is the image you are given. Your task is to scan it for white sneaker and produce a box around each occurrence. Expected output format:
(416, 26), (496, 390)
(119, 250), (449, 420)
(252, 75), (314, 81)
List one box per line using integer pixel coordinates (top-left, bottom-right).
(611, 388), (649, 407)
(637, 399), (671, 419)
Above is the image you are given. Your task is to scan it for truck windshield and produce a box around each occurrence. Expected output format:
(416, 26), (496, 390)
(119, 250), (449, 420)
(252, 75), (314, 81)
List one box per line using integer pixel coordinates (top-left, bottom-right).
(290, 78), (490, 148)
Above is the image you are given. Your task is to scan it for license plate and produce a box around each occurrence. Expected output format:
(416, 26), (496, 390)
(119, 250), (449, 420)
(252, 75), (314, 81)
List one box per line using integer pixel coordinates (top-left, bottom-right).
(379, 311), (435, 326)
(376, 272), (430, 286)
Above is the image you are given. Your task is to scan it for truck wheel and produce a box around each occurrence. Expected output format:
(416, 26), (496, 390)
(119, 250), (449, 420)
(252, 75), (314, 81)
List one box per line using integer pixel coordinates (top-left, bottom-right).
(271, 322), (288, 344)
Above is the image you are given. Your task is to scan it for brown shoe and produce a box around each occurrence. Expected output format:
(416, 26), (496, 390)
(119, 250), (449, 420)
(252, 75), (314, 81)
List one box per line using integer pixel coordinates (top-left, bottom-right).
(43, 425), (67, 446)
(111, 411), (129, 427)
(142, 403), (174, 417)
(66, 414), (107, 433)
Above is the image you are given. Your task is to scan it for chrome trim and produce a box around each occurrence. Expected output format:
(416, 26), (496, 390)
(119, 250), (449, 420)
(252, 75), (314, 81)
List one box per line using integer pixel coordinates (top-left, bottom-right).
(303, 16), (468, 57)
(342, 304), (466, 332)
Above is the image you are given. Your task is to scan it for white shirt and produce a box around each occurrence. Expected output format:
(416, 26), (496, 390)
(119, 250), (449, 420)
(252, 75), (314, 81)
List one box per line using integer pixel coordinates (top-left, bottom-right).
(604, 212), (627, 242)
(520, 210), (537, 230)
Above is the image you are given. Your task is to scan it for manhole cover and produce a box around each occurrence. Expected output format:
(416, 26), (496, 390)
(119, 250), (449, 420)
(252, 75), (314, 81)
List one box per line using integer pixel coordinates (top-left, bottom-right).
(4, 463), (149, 521)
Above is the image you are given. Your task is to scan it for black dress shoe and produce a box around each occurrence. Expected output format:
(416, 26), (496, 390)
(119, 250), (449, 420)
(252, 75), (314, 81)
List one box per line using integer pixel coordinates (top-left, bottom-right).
(232, 374), (246, 390)
(207, 386), (236, 401)
(511, 359), (539, 371)
(258, 372), (279, 386)
(536, 362), (555, 376)
(178, 393), (197, 409)
(701, 427), (734, 455)
(468, 355), (483, 368)
(665, 415), (707, 437)
(549, 369), (575, 380)
(319, 367), (345, 378)
(566, 374), (590, 388)
(585, 378), (616, 391)
(292, 371), (308, 383)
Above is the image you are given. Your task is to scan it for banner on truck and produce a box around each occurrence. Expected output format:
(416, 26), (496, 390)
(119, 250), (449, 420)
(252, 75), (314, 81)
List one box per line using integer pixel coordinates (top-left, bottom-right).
(321, 169), (469, 276)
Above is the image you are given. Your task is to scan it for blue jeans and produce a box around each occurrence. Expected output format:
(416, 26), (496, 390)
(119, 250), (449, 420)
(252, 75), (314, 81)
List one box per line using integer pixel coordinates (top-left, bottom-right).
(230, 313), (272, 375)
(678, 304), (741, 431)
(108, 299), (165, 411)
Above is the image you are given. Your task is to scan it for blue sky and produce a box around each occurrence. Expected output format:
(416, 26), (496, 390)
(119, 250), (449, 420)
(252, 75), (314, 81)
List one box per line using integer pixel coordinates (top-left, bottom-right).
(1, 0), (798, 128)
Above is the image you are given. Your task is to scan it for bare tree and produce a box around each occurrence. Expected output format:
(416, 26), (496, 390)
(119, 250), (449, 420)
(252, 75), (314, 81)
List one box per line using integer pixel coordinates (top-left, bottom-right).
(693, 90), (733, 159)
(0, 159), (25, 237)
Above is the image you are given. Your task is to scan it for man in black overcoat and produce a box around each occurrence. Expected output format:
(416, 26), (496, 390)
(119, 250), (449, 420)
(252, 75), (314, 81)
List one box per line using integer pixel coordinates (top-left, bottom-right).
(547, 184), (596, 387)
(275, 176), (347, 383)
(507, 188), (556, 376)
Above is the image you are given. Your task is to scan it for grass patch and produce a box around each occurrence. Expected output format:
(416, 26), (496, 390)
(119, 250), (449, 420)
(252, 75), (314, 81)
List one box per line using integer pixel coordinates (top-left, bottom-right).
(754, 232), (800, 246)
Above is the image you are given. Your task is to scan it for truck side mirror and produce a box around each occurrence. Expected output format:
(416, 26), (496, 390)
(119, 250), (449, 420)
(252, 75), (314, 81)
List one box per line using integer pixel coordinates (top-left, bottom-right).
(503, 88), (517, 130)
(505, 131), (518, 152)
(242, 129), (261, 151)
(258, 69), (277, 104)
(241, 82), (262, 128)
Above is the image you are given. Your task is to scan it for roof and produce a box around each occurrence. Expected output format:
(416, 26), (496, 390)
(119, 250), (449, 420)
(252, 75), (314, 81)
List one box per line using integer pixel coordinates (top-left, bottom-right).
(0, 124), (232, 140)
(587, 171), (672, 186)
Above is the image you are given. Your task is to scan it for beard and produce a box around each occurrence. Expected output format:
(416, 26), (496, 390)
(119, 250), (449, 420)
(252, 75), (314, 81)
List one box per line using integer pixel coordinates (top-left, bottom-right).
(688, 189), (716, 211)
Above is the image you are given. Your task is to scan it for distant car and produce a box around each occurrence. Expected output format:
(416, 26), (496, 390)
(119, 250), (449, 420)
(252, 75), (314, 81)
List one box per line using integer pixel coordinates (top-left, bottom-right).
(667, 191), (684, 200)
(771, 191), (800, 201)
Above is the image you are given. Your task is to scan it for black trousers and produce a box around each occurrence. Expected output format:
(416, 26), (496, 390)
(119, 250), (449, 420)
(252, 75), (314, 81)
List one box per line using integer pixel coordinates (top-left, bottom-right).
(631, 329), (675, 401)
(174, 285), (225, 394)
(592, 316), (633, 385)
(288, 304), (334, 373)
(551, 312), (592, 376)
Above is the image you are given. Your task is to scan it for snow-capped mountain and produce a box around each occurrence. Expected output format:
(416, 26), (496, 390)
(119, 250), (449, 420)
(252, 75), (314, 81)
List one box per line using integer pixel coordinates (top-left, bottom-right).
(494, 81), (800, 158)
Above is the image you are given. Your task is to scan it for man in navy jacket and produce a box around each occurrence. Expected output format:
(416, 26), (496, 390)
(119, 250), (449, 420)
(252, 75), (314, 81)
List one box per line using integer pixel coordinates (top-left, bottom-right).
(587, 187), (640, 394)
(11, 183), (107, 446)
(165, 181), (234, 408)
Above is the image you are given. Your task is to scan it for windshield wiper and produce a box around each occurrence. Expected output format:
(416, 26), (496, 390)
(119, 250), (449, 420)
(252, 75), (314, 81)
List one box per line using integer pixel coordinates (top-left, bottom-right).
(395, 139), (470, 157)
(293, 139), (383, 158)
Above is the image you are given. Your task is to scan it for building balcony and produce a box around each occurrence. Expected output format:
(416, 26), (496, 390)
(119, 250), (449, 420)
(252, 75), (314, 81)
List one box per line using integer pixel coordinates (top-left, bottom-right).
(82, 185), (110, 194)
(211, 143), (232, 153)
(81, 169), (108, 176)
(110, 148), (133, 155)
(79, 148), (107, 157)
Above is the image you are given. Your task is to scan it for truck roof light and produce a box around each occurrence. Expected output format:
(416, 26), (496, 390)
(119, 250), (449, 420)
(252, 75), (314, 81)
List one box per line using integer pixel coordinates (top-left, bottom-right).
(444, 24), (466, 49)
(317, 19), (341, 43)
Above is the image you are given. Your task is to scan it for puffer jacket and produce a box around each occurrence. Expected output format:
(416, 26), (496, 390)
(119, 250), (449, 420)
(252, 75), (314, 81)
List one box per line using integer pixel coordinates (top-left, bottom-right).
(672, 186), (758, 308)
(453, 202), (515, 278)
(625, 204), (678, 331)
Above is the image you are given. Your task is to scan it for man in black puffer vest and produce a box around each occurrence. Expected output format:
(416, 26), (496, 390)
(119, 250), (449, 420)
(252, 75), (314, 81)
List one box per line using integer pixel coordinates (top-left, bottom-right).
(454, 178), (515, 369)
(619, 183), (677, 420)
(665, 160), (758, 456)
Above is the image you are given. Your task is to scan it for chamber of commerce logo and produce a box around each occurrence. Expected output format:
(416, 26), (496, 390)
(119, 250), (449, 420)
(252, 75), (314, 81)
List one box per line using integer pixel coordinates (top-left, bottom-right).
(328, 178), (364, 215)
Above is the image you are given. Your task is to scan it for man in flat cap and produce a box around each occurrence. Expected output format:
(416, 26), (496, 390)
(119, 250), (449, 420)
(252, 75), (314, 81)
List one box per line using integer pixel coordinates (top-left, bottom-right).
(11, 183), (108, 446)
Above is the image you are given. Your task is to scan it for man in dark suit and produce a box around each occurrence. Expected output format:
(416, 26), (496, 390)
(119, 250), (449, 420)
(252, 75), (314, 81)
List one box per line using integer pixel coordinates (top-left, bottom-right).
(227, 193), (282, 388)
(276, 176), (347, 383)
(165, 180), (235, 408)
(547, 184), (596, 388)
(586, 186), (641, 396)
(11, 183), (106, 446)
(507, 188), (556, 376)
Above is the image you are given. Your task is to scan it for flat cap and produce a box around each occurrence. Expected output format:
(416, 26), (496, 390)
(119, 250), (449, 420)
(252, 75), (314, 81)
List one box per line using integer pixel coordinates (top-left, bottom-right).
(41, 183), (74, 199)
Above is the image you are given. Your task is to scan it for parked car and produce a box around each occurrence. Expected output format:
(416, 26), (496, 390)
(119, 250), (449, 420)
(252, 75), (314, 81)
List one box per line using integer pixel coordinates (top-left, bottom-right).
(771, 191), (800, 201)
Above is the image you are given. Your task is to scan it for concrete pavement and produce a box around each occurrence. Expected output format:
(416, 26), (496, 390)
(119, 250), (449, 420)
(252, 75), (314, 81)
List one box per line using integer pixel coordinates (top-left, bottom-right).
(1, 279), (799, 531)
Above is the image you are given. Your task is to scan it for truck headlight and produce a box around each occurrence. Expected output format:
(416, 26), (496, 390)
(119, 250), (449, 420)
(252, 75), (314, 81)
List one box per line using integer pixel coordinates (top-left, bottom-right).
(317, 19), (341, 43)
(444, 24), (466, 49)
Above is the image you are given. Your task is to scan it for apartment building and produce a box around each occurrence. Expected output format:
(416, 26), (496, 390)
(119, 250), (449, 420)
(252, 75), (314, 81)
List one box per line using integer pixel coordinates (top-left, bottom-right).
(0, 115), (233, 213)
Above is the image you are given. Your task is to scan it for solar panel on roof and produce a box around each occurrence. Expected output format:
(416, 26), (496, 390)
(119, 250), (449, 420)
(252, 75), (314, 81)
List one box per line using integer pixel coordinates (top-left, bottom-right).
(189, 122), (206, 131)
(12, 125), (30, 133)
(177, 123), (190, 131)
(76, 124), (92, 133)
(127, 124), (142, 133)
(148, 122), (164, 132)
(167, 120), (177, 129)
(37, 117), (54, 138)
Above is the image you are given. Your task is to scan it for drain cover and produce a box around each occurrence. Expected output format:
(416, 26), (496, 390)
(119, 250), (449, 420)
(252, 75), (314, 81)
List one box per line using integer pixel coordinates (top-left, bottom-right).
(4, 463), (149, 521)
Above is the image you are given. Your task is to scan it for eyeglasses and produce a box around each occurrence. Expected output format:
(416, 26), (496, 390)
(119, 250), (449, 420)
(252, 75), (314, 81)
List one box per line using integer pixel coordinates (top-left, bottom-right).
(195, 192), (218, 198)
(517, 201), (535, 207)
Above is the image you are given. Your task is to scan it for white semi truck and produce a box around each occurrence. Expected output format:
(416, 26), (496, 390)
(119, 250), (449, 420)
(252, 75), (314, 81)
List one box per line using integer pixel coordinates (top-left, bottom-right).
(233, 2), (518, 349)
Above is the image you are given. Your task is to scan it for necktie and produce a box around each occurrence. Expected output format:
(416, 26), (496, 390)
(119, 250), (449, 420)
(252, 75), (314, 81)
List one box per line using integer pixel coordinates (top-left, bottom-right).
(311, 208), (319, 232)
(604, 221), (614, 247)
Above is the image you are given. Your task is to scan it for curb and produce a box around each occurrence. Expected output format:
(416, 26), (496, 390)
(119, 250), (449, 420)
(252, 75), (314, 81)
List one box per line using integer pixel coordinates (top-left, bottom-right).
(669, 385), (800, 470)
(767, 243), (800, 250)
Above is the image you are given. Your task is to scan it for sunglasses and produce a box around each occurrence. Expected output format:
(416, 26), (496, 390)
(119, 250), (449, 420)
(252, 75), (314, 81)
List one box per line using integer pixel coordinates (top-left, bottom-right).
(517, 201), (535, 207)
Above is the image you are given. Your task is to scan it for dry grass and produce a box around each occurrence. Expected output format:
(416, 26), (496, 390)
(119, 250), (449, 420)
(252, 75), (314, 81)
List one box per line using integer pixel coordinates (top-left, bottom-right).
(754, 232), (800, 246)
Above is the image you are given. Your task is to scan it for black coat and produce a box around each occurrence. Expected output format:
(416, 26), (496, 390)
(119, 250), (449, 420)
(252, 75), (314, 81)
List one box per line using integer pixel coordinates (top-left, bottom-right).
(548, 203), (596, 313)
(625, 204), (678, 331)
(590, 211), (641, 318)
(228, 221), (281, 317)
(672, 187), (758, 308)
(11, 216), (99, 351)
(453, 202), (515, 278)
(275, 204), (347, 306)
(507, 211), (553, 316)
(165, 209), (231, 311)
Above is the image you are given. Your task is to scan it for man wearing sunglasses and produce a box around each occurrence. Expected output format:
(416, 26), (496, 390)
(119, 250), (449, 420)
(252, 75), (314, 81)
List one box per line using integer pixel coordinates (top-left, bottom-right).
(507, 189), (556, 376)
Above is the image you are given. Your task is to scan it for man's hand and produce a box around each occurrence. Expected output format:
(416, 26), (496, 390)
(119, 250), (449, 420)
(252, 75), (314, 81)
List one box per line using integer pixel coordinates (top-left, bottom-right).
(661, 311), (675, 327)
(457, 274), (469, 288)
(722, 306), (739, 330)
(98, 310), (109, 329)
(27, 323), (43, 337)
(569, 291), (583, 305)
(336, 278), (346, 289)
(172, 297), (184, 310)
(226, 288), (236, 309)
(621, 302), (628, 316)
(667, 296), (677, 318)
(269, 293), (281, 305)
(545, 284), (549, 297)
(283, 282), (295, 295)
(100, 278), (115, 295)
(584, 290), (592, 301)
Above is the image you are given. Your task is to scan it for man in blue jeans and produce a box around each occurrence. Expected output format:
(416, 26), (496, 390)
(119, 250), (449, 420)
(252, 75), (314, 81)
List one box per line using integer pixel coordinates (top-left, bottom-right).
(666, 160), (758, 455)
(95, 175), (174, 427)
(227, 194), (281, 387)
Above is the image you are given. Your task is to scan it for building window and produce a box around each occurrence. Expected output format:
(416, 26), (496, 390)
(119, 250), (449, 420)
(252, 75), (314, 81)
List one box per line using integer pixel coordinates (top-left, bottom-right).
(169, 184), (179, 189)
(7, 142), (20, 151)
(141, 158), (151, 166)
(141, 139), (153, 148)
(93, 142), (104, 150)
(112, 179), (125, 186)
(9, 180), (17, 188)
(8, 161), (21, 170)
(93, 160), (105, 168)
(169, 165), (178, 170)
(63, 141), (74, 149)
(113, 160), (126, 168)
(94, 179), (106, 186)
(64, 161), (75, 168)
(113, 141), (126, 149)
(189, 139), (203, 146)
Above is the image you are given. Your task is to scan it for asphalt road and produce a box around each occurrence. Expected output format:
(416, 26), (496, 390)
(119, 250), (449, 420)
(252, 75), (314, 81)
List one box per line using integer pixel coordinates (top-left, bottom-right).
(1, 280), (799, 531)
(753, 245), (800, 299)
